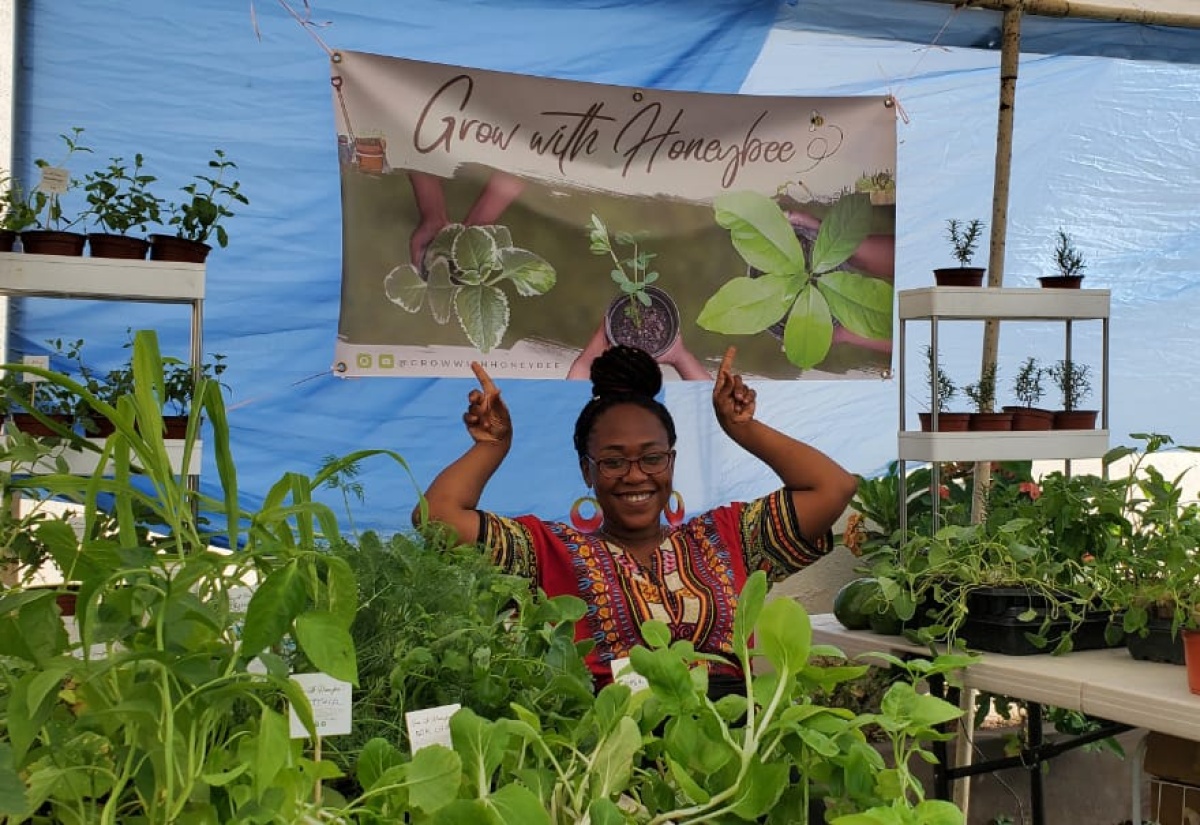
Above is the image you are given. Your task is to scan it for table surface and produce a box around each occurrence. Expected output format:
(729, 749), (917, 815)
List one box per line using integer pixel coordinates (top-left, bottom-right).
(810, 613), (1200, 742)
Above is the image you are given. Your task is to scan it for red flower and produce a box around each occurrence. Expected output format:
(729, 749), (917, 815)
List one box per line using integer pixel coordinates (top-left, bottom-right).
(938, 485), (951, 500)
(1019, 481), (1042, 500)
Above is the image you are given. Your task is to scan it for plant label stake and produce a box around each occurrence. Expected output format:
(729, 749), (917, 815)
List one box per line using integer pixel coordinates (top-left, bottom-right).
(288, 673), (353, 804)
(405, 704), (461, 752)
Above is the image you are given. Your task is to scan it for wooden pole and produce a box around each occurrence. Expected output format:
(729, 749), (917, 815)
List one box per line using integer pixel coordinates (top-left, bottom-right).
(925, 0), (1200, 28)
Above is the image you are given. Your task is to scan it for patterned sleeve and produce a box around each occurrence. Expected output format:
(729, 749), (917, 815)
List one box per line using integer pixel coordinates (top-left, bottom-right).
(478, 510), (538, 580)
(737, 489), (834, 583)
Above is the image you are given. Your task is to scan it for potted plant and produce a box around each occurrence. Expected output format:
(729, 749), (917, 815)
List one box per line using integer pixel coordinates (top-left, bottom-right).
(150, 149), (248, 263)
(698, 190), (891, 371)
(1003, 355), (1055, 431)
(587, 213), (680, 358)
(1048, 357), (1097, 429)
(1040, 228), (1087, 288)
(383, 222), (556, 353)
(933, 218), (986, 287)
(83, 153), (163, 259)
(963, 363), (1013, 431)
(918, 346), (969, 431)
(18, 126), (93, 256)
(0, 359), (88, 437)
(854, 168), (896, 205)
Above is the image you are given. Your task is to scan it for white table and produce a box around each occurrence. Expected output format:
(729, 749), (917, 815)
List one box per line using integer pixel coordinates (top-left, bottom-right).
(810, 613), (1200, 824)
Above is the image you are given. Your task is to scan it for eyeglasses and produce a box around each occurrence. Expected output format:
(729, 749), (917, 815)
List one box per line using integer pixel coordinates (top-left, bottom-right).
(587, 450), (675, 479)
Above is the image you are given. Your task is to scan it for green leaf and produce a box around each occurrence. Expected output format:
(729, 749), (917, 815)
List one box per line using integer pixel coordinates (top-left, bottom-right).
(427, 257), (457, 325)
(241, 560), (306, 657)
(0, 744), (29, 815)
(254, 707), (289, 799)
(756, 596), (811, 677)
(696, 274), (798, 335)
(384, 263), (427, 313)
(816, 271), (893, 341)
(665, 755), (711, 805)
(408, 745), (462, 814)
(734, 570), (769, 658)
(455, 284), (510, 353)
(589, 716), (641, 799)
(356, 738), (404, 790)
(454, 225), (500, 273)
(585, 798), (626, 825)
(730, 757), (789, 819)
(913, 798), (967, 825)
(713, 191), (806, 274)
(641, 620), (671, 649)
(450, 708), (507, 795)
(480, 224), (512, 249)
(294, 611), (358, 685)
(782, 284), (834, 370)
(323, 554), (359, 627)
(497, 248), (556, 296)
(488, 783), (553, 825)
(810, 193), (872, 274)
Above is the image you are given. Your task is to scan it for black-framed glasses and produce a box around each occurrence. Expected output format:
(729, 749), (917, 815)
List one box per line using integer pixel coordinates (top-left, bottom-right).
(587, 450), (675, 479)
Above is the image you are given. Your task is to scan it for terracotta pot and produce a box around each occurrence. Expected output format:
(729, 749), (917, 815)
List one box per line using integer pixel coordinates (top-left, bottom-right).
(8, 413), (75, 436)
(1039, 275), (1084, 289)
(20, 230), (87, 256)
(969, 411), (1014, 431)
(87, 233), (149, 260)
(0, 229), (15, 252)
(933, 267), (986, 287)
(163, 415), (189, 439)
(918, 411), (971, 432)
(1053, 409), (1098, 430)
(354, 136), (388, 173)
(82, 416), (117, 438)
(149, 234), (211, 264)
(1003, 406), (1055, 431)
(604, 286), (680, 359)
(1184, 629), (1200, 695)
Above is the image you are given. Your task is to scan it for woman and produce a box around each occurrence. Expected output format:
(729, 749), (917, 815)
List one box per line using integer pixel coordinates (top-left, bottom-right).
(415, 344), (857, 692)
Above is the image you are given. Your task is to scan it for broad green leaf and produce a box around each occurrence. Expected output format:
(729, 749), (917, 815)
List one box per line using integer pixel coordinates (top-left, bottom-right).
(782, 285), (834, 370)
(431, 799), (497, 824)
(729, 757), (789, 819)
(357, 738), (405, 790)
(913, 799), (967, 825)
(589, 716), (641, 798)
(455, 284), (510, 353)
(427, 257), (457, 325)
(880, 682), (962, 731)
(696, 274), (798, 335)
(425, 223), (463, 267)
(628, 647), (694, 712)
(408, 745), (462, 814)
(488, 783), (553, 825)
(0, 745), (28, 815)
(497, 248), (556, 296)
(241, 560), (306, 656)
(323, 554), (359, 626)
(586, 798), (626, 825)
(713, 191), (806, 274)
(254, 707), (289, 799)
(665, 755), (711, 805)
(816, 271), (893, 341)
(454, 225), (499, 273)
(810, 193), (872, 274)
(640, 619), (671, 649)
(384, 263), (427, 313)
(480, 224), (512, 249)
(295, 611), (358, 684)
(450, 708), (507, 795)
(756, 597), (812, 676)
(734, 570), (769, 656)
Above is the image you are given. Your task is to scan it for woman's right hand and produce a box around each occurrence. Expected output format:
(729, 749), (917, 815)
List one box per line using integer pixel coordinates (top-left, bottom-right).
(464, 362), (512, 445)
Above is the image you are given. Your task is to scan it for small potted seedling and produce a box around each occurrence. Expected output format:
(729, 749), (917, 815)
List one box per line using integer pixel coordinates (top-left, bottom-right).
(150, 149), (248, 263)
(918, 346), (969, 432)
(1040, 228), (1087, 289)
(84, 154), (163, 260)
(1003, 356), (1054, 430)
(588, 213), (680, 359)
(1049, 358), (1097, 429)
(963, 363), (1012, 431)
(19, 127), (93, 256)
(933, 218), (986, 287)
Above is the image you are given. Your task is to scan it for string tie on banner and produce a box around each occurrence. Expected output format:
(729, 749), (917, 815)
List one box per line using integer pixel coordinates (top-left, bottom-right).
(225, 368), (333, 412)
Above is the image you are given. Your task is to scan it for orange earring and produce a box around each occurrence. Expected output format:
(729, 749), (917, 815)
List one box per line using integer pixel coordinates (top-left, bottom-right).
(570, 495), (604, 533)
(664, 490), (686, 528)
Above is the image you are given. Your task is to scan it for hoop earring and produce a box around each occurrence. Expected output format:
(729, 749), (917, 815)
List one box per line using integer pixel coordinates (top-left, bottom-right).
(664, 490), (686, 528)
(570, 495), (604, 533)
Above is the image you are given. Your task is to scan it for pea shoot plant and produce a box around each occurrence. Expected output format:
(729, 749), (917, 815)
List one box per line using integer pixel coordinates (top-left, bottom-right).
(697, 191), (892, 370)
(385, 223), (557, 353)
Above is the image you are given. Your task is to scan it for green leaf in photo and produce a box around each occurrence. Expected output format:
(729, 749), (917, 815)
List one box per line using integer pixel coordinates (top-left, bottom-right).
(427, 257), (457, 325)
(383, 263), (427, 314)
(498, 248), (556, 296)
(696, 274), (798, 335)
(455, 284), (510, 353)
(453, 224), (499, 274)
(810, 192), (872, 274)
(816, 271), (893, 341)
(713, 191), (806, 275)
(782, 284), (834, 370)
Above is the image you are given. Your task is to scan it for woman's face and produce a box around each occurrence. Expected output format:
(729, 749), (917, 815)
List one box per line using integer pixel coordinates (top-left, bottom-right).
(580, 403), (674, 537)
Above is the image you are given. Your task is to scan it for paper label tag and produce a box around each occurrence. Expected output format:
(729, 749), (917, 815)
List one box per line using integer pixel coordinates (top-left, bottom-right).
(288, 673), (353, 738)
(405, 703), (460, 752)
(38, 166), (70, 195)
(611, 656), (649, 692)
(227, 585), (253, 616)
(62, 616), (110, 660)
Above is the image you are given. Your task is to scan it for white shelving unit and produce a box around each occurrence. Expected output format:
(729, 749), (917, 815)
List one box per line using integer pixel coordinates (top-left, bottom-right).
(0, 252), (205, 475)
(898, 286), (1111, 530)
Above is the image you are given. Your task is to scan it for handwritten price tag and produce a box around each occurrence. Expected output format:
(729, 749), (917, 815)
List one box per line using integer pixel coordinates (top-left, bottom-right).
(38, 166), (70, 195)
(405, 704), (460, 752)
(610, 656), (649, 693)
(288, 673), (353, 738)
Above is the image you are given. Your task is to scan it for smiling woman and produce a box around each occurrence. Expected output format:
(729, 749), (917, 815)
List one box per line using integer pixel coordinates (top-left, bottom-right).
(415, 343), (858, 694)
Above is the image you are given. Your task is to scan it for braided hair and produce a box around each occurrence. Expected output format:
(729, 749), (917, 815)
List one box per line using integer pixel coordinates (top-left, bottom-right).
(572, 345), (677, 458)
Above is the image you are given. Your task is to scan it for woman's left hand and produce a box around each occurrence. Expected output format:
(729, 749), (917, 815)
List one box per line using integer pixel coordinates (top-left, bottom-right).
(713, 346), (756, 430)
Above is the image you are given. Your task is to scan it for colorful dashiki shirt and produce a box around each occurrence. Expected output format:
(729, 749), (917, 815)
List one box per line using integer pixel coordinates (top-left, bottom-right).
(479, 489), (831, 686)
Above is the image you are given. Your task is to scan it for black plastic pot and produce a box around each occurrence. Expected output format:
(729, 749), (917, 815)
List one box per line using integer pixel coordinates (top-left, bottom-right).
(1126, 617), (1186, 666)
(604, 286), (680, 359)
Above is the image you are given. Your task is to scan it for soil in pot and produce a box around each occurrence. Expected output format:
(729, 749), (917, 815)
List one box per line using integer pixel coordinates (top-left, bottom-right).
(1039, 275), (1084, 289)
(969, 411), (1014, 431)
(87, 233), (149, 260)
(20, 230), (87, 256)
(1004, 406), (1055, 431)
(918, 411), (971, 432)
(149, 234), (211, 264)
(933, 267), (986, 287)
(1053, 409), (1099, 430)
(604, 286), (680, 359)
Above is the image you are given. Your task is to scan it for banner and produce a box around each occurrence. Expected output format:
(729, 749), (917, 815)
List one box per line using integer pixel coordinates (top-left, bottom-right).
(331, 51), (896, 380)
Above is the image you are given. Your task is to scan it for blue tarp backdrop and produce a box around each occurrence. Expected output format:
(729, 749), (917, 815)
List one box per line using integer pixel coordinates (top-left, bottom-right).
(10, 1), (1200, 534)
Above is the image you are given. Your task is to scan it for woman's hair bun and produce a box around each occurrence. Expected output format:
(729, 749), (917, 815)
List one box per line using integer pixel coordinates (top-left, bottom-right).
(590, 345), (662, 399)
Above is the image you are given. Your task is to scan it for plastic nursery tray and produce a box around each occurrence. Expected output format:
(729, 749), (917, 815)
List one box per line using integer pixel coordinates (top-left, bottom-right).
(959, 612), (1124, 656)
(1126, 621), (1186, 666)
